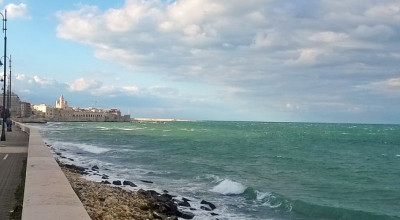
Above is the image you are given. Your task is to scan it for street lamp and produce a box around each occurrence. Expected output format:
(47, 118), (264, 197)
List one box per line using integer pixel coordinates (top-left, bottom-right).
(0, 9), (7, 141)
(2, 55), (11, 116)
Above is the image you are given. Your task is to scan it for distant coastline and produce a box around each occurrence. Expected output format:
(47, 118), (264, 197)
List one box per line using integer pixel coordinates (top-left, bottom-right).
(13, 117), (195, 124)
(131, 118), (195, 123)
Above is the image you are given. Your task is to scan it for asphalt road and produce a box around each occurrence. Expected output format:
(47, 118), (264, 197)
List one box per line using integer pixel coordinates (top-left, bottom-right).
(0, 125), (29, 219)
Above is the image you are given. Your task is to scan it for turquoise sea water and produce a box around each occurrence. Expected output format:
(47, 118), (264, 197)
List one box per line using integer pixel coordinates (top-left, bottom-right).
(37, 122), (400, 219)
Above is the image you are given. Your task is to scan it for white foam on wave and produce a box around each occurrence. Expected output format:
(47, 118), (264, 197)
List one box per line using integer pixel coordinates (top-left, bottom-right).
(96, 126), (110, 131)
(210, 179), (247, 195)
(118, 127), (144, 131)
(58, 141), (111, 154)
(256, 190), (271, 200)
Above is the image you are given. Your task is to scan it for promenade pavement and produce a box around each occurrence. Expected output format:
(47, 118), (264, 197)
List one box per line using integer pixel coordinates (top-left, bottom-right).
(0, 125), (29, 220)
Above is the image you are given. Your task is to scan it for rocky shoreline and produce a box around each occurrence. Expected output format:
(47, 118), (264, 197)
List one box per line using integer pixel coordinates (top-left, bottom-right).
(49, 143), (220, 220)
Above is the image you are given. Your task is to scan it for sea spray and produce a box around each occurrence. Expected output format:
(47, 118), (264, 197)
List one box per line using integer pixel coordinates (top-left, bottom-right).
(210, 179), (247, 195)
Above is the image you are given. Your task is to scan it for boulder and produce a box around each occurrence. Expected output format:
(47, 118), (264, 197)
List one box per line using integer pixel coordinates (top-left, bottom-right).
(177, 211), (195, 219)
(91, 165), (99, 171)
(178, 200), (191, 207)
(200, 206), (211, 211)
(200, 200), (216, 210)
(112, 180), (122, 185)
(140, 179), (154, 184)
(152, 211), (165, 219)
(182, 197), (191, 202)
(61, 163), (88, 175)
(102, 174), (109, 179)
(123, 180), (137, 187)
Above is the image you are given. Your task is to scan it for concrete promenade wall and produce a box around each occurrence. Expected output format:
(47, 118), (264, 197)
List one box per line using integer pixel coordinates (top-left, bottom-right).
(15, 122), (91, 220)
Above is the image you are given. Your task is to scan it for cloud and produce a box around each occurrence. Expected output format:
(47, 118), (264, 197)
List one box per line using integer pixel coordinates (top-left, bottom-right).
(68, 77), (102, 92)
(363, 77), (400, 97)
(15, 74), (25, 80)
(122, 86), (139, 92)
(55, 0), (400, 123)
(32, 75), (56, 86)
(6, 3), (29, 19)
(309, 31), (348, 43)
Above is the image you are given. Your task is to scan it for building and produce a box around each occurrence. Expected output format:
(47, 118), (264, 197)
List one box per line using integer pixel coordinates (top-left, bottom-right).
(0, 93), (21, 117)
(32, 104), (54, 118)
(55, 95), (69, 109)
(33, 95), (130, 122)
(20, 102), (32, 118)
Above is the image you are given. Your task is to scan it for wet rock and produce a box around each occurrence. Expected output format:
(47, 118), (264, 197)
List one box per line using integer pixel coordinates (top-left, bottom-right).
(101, 180), (110, 184)
(152, 211), (165, 219)
(113, 180), (122, 185)
(200, 206), (212, 211)
(177, 211), (195, 219)
(123, 180), (137, 187)
(140, 179), (154, 183)
(91, 165), (99, 171)
(201, 200), (216, 210)
(137, 189), (160, 198)
(102, 174), (109, 179)
(210, 212), (219, 216)
(158, 200), (178, 216)
(182, 197), (191, 202)
(178, 200), (191, 207)
(60, 163), (88, 175)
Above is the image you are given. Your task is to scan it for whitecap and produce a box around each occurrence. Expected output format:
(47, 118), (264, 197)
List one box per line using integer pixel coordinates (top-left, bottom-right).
(120, 128), (134, 131)
(118, 127), (144, 131)
(96, 126), (110, 131)
(256, 190), (271, 200)
(396, 155), (400, 157)
(210, 179), (247, 195)
(58, 142), (111, 154)
(75, 143), (110, 154)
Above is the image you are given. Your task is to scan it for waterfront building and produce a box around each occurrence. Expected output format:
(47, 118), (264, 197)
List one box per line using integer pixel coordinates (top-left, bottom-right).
(32, 104), (55, 118)
(0, 93), (22, 117)
(20, 102), (32, 118)
(56, 95), (69, 109)
(33, 95), (130, 122)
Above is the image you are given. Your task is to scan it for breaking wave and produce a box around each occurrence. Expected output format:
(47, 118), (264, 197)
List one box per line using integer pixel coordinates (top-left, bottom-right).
(210, 179), (247, 195)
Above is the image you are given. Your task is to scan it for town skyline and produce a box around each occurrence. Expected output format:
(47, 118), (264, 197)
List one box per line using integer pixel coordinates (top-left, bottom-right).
(3, 0), (400, 124)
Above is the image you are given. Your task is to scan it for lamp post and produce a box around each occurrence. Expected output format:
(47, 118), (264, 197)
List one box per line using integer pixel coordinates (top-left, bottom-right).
(0, 9), (7, 141)
(2, 55), (11, 116)
(8, 55), (10, 116)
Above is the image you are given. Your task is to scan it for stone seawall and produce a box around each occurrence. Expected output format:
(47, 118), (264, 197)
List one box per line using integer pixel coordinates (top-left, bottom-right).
(14, 122), (91, 220)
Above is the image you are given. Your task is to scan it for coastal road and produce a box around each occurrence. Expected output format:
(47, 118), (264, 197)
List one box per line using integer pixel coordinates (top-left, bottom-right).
(0, 126), (28, 219)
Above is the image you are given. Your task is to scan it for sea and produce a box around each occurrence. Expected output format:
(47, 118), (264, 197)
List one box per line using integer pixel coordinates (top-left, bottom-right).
(34, 121), (400, 220)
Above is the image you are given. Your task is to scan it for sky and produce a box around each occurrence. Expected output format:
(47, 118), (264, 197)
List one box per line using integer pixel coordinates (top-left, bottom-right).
(1, 0), (400, 123)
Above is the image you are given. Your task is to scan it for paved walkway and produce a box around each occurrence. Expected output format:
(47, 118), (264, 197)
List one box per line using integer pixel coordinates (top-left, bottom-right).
(0, 126), (29, 220)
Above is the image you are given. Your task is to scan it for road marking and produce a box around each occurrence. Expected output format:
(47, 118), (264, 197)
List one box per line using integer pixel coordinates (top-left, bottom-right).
(3, 154), (8, 160)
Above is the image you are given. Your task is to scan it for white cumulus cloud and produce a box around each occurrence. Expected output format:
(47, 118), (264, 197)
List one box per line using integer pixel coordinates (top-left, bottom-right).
(6, 3), (29, 19)
(68, 77), (102, 92)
